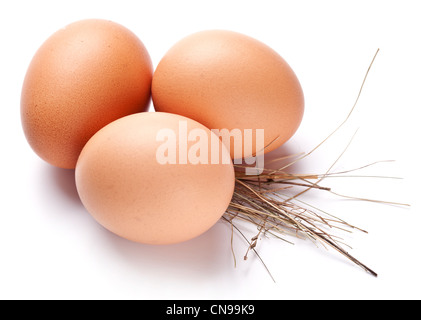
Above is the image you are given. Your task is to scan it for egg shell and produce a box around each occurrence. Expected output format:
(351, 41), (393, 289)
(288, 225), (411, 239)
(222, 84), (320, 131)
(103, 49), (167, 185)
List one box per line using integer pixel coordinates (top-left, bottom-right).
(152, 30), (304, 159)
(21, 19), (153, 169)
(75, 112), (235, 245)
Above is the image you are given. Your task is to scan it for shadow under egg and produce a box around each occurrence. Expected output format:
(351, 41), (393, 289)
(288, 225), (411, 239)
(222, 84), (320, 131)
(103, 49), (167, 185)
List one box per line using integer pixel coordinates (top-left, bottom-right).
(99, 219), (234, 281)
(46, 165), (83, 208)
(262, 141), (307, 173)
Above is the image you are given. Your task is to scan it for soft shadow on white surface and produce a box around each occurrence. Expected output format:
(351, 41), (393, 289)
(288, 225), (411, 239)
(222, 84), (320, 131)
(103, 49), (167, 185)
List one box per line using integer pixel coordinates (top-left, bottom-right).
(100, 222), (233, 280)
(263, 141), (306, 173)
(48, 166), (82, 207)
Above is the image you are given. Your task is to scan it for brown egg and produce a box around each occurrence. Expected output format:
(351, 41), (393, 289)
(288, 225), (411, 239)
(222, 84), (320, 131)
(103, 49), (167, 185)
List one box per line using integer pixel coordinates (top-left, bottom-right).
(75, 112), (235, 245)
(21, 19), (153, 169)
(152, 30), (304, 159)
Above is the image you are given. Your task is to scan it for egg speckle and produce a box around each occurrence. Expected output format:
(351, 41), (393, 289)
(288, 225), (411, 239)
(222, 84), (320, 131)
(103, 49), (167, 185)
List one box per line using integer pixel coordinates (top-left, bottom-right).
(75, 112), (235, 245)
(152, 30), (304, 159)
(21, 19), (153, 169)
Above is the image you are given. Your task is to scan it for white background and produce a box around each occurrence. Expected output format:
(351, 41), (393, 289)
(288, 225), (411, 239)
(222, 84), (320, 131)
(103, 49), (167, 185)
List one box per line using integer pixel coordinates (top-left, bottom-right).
(1, 0), (420, 300)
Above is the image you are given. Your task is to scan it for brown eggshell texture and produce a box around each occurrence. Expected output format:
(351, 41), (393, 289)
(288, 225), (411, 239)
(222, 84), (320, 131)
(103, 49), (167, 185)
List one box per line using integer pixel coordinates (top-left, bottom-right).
(75, 112), (235, 245)
(21, 19), (153, 169)
(152, 30), (304, 159)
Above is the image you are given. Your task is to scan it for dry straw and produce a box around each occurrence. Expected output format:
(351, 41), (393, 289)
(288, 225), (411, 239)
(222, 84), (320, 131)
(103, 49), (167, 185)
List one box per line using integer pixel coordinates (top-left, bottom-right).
(222, 49), (409, 281)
